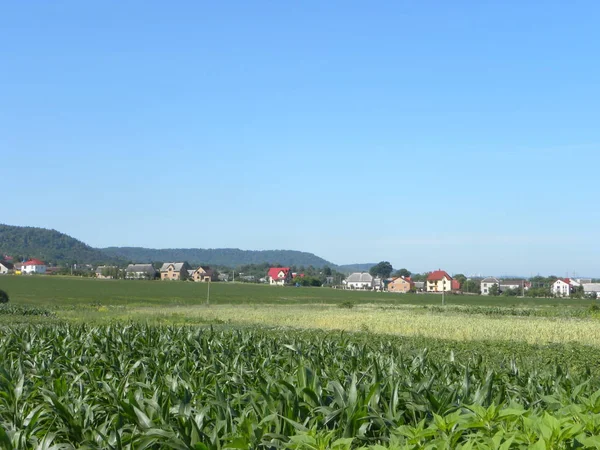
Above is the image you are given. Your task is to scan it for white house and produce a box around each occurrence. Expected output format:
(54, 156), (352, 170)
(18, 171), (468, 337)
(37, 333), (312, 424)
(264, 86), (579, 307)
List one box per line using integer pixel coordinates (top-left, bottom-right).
(21, 259), (47, 275)
(552, 278), (579, 297)
(583, 283), (600, 297)
(480, 277), (500, 295)
(0, 261), (14, 274)
(267, 267), (291, 286)
(125, 264), (157, 279)
(344, 272), (373, 290)
(426, 270), (454, 293)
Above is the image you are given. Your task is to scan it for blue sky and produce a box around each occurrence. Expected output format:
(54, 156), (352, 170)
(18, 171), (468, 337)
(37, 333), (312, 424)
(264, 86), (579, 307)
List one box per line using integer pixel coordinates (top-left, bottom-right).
(1, 1), (599, 276)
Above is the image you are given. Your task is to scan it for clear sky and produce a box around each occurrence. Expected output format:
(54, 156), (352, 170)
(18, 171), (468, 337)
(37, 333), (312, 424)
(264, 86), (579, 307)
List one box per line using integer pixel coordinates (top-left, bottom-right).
(1, 1), (599, 276)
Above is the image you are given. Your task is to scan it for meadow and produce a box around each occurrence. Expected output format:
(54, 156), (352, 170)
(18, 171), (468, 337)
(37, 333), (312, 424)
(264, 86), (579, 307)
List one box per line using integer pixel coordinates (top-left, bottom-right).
(1, 275), (596, 308)
(2, 276), (600, 448)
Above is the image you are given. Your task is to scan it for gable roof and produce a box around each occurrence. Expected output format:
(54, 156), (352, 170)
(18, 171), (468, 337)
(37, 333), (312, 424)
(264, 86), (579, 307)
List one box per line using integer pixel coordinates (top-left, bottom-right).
(159, 262), (189, 272)
(0, 261), (14, 269)
(427, 270), (452, 281)
(390, 276), (412, 285)
(268, 267), (291, 279)
(346, 272), (373, 283)
(481, 277), (499, 283)
(451, 279), (461, 290)
(23, 259), (45, 266)
(125, 264), (156, 273)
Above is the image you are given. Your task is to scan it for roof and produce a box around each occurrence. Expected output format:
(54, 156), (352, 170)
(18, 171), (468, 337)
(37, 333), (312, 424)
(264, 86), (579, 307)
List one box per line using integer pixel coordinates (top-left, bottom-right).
(427, 270), (452, 281)
(268, 267), (291, 279)
(451, 279), (460, 290)
(390, 276), (412, 285)
(159, 262), (189, 272)
(583, 283), (600, 292)
(23, 259), (45, 266)
(481, 277), (499, 283)
(125, 264), (156, 273)
(0, 261), (14, 269)
(346, 272), (373, 283)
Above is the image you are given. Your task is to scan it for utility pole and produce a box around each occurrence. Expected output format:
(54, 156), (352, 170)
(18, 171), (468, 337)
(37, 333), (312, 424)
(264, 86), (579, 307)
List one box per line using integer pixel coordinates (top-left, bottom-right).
(206, 279), (211, 305)
(442, 288), (445, 306)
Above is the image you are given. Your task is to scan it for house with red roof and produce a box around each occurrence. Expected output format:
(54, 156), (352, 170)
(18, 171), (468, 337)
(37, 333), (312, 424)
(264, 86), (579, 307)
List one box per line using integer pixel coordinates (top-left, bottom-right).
(551, 278), (580, 297)
(21, 258), (47, 275)
(267, 267), (292, 286)
(426, 269), (454, 293)
(387, 276), (414, 293)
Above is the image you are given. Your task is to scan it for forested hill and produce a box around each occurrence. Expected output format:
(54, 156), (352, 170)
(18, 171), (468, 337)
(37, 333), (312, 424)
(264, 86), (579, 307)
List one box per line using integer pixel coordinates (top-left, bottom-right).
(0, 224), (115, 265)
(100, 247), (334, 268)
(336, 263), (377, 274)
(99, 247), (335, 268)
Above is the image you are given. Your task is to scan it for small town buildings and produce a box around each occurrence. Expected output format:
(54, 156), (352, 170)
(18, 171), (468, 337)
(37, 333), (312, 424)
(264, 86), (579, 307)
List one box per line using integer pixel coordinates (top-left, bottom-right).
(499, 279), (529, 293)
(481, 277), (529, 295)
(0, 261), (14, 274)
(267, 267), (292, 286)
(552, 278), (580, 297)
(387, 276), (414, 293)
(160, 262), (191, 281)
(480, 277), (500, 295)
(192, 266), (216, 282)
(21, 259), (47, 275)
(413, 281), (425, 292)
(583, 283), (600, 297)
(426, 270), (453, 292)
(96, 265), (118, 279)
(343, 272), (373, 290)
(125, 264), (157, 279)
(372, 277), (384, 291)
(218, 272), (230, 282)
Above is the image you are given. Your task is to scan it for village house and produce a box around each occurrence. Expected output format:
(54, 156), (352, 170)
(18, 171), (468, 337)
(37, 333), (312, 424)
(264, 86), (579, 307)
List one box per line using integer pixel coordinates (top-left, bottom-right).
(426, 270), (454, 293)
(125, 264), (158, 279)
(552, 278), (580, 297)
(95, 265), (118, 279)
(343, 272), (373, 290)
(21, 259), (47, 275)
(267, 267), (292, 286)
(387, 276), (414, 293)
(480, 277), (499, 295)
(0, 261), (14, 275)
(583, 283), (600, 297)
(413, 281), (425, 292)
(192, 266), (216, 282)
(160, 262), (191, 281)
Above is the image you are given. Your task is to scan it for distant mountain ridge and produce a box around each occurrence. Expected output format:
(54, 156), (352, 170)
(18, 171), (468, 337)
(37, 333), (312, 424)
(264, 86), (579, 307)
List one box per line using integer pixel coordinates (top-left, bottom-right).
(100, 247), (334, 268)
(0, 224), (115, 265)
(0, 223), (375, 269)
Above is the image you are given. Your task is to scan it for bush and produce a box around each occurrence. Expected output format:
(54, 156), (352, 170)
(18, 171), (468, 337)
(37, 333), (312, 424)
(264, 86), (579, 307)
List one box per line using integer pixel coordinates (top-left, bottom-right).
(0, 289), (8, 304)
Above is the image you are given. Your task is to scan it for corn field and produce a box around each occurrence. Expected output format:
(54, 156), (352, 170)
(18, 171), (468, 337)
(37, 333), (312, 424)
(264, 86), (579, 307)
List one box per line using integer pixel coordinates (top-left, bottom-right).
(1, 324), (600, 449)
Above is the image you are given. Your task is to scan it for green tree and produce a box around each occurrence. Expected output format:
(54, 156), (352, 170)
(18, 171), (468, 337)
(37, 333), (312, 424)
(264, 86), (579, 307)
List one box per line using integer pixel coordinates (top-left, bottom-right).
(369, 261), (393, 279)
(0, 289), (8, 304)
(453, 274), (467, 290)
(488, 284), (500, 296)
(323, 266), (332, 276)
(393, 268), (411, 278)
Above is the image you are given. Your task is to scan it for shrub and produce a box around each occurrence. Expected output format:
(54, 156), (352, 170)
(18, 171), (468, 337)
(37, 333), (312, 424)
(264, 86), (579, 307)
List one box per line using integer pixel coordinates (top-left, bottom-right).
(0, 289), (8, 304)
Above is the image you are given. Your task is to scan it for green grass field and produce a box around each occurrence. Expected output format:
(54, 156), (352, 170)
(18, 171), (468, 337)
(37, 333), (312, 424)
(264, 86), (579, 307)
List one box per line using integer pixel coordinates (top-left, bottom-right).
(2, 275), (600, 346)
(1, 275), (596, 307)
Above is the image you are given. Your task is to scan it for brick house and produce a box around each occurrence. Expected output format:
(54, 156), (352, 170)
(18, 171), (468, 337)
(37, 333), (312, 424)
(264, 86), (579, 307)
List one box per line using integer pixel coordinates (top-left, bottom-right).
(387, 276), (414, 293)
